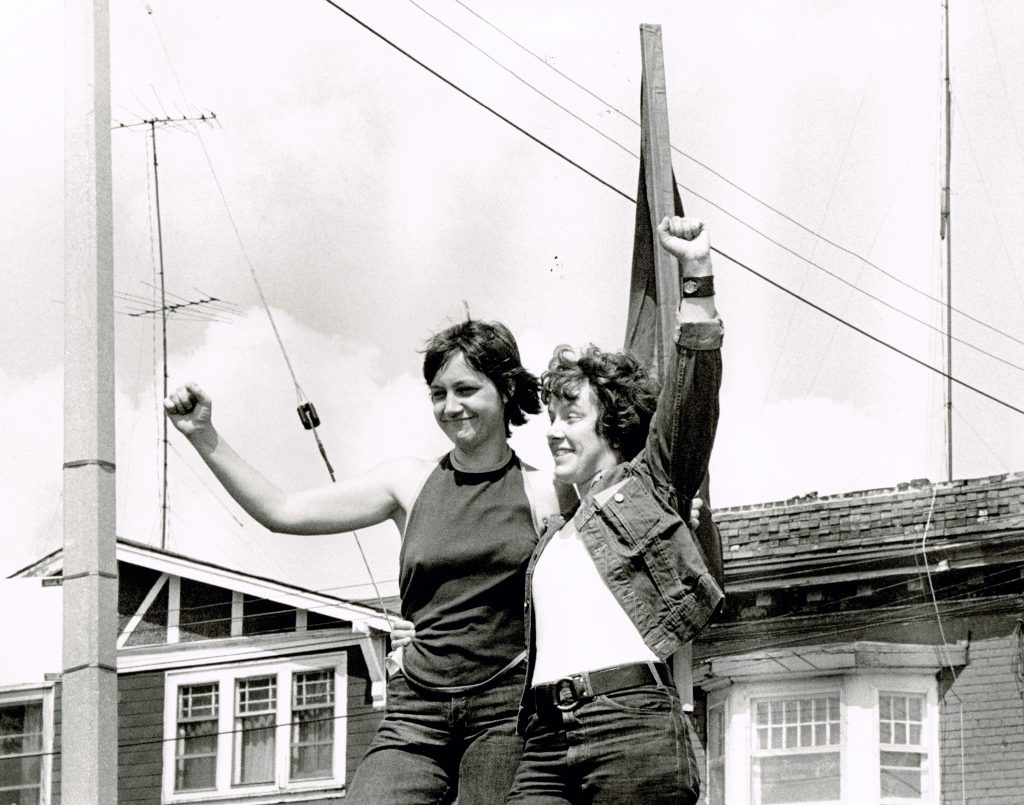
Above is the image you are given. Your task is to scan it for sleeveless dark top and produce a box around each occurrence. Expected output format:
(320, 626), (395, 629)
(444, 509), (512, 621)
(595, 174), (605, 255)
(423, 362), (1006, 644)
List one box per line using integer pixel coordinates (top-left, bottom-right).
(399, 452), (537, 688)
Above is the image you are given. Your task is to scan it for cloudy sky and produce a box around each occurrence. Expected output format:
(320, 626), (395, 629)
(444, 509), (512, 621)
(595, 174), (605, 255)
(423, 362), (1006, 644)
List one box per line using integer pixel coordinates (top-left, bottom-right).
(3, 0), (1023, 597)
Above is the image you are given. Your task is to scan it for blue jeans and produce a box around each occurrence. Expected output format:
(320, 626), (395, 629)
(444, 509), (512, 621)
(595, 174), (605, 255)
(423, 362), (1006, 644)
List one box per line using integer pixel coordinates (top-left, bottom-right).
(345, 665), (526, 805)
(506, 684), (699, 804)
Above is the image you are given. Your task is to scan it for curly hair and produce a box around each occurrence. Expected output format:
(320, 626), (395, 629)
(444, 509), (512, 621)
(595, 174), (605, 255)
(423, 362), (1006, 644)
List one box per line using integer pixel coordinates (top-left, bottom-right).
(422, 319), (541, 436)
(541, 345), (659, 461)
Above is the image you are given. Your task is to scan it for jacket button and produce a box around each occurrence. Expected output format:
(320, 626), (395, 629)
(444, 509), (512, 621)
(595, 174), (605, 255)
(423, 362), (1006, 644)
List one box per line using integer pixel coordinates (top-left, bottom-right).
(614, 493), (625, 503)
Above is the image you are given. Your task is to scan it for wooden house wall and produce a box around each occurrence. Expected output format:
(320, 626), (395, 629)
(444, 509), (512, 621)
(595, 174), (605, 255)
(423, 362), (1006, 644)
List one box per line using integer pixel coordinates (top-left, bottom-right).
(117, 671), (165, 805)
(345, 646), (384, 781)
(51, 681), (62, 805)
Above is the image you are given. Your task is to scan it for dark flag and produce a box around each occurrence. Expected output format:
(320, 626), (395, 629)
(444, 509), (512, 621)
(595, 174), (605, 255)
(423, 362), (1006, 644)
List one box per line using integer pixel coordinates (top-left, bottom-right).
(624, 145), (725, 588)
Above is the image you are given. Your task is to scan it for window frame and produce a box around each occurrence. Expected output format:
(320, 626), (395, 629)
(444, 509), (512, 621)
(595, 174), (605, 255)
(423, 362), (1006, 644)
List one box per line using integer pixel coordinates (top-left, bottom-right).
(707, 673), (940, 805)
(161, 653), (348, 803)
(0, 685), (54, 805)
(749, 690), (843, 805)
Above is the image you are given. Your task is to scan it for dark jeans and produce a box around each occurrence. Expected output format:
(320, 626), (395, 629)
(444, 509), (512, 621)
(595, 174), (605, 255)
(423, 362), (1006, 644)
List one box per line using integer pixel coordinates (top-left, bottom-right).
(345, 665), (526, 805)
(506, 684), (699, 804)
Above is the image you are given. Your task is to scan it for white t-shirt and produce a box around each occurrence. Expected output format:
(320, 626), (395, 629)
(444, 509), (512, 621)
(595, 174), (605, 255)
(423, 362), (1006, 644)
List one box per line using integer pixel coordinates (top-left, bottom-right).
(531, 481), (658, 686)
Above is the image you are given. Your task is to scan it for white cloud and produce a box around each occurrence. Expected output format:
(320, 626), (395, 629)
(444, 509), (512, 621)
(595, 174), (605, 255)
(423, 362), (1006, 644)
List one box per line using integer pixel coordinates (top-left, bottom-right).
(712, 394), (931, 508)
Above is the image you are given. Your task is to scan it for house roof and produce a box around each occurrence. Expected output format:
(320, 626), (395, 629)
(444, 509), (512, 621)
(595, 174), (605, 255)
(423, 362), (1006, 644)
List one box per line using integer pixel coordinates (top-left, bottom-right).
(10, 537), (394, 633)
(715, 471), (1024, 588)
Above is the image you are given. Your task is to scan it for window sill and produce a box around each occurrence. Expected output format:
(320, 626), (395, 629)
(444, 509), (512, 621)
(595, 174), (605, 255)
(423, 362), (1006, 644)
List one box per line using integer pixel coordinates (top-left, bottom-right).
(164, 783), (345, 805)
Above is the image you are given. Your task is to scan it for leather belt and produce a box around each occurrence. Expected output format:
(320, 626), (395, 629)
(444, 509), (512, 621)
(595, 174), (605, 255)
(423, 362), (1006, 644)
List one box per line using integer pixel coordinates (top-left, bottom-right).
(532, 661), (672, 713)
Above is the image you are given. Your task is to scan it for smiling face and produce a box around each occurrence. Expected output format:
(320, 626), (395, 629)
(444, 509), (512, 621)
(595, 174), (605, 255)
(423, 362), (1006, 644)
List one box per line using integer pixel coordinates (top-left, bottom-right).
(429, 351), (507, 453)
(546, 380), (622, 488)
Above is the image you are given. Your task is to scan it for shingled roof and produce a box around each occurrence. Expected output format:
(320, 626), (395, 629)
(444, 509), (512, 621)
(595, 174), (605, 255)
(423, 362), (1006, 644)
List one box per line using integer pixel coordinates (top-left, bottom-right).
(714, 471), (1024, 589)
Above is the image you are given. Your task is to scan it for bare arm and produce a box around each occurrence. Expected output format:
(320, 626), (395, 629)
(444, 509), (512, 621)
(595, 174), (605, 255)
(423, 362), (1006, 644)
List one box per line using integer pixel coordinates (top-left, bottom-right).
(164, 383), (428, 535)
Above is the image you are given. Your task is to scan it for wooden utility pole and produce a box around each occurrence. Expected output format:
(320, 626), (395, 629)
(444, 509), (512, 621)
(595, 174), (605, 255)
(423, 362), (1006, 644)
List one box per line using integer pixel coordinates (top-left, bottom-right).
(941, 0), (953, 482)
(63, 0), (118, 801)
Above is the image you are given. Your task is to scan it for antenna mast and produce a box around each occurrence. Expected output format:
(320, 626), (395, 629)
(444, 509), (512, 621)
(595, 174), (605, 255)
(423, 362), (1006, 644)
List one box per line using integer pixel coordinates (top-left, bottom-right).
(940, 0), (953, 481)
(116, 113), (217, 548)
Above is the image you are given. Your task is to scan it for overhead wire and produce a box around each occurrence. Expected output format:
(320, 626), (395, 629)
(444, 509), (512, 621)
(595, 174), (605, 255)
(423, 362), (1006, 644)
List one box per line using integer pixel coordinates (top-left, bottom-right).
(138, 0), (394, 624)
(121, 2), (1024, 684)
(406, 0), (1024, 376)
(112, 567), (1024, 687)
(713, 246), (1024, 417)
(119, 524), (1024, 645)
(446, 0), (1024, 349)
(314, 0), (1024, 413)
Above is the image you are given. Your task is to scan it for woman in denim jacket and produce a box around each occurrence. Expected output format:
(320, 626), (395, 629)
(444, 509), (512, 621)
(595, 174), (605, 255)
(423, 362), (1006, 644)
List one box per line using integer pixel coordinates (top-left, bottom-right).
(507, 216), (724, 804)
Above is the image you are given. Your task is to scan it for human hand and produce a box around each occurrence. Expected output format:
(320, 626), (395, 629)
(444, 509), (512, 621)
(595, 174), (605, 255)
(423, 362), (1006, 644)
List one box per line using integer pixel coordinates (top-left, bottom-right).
(390, 617), (416, 649)
(164, 382), (214, 443)
(689, 496), (704, 531)
(656, 216), (712, 277)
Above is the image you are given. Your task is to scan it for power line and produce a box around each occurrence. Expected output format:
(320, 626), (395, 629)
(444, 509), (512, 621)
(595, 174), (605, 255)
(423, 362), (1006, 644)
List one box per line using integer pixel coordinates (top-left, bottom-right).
(318, 0), (627, 202)
(714, 244), (1024, 418)
(317, 0), (1024, 420)
(406, 0), (1024, 373)
(446, 0), (1024, 350)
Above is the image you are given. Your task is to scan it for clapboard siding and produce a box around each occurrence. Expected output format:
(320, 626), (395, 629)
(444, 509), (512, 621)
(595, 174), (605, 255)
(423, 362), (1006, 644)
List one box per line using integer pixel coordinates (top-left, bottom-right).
(118, 671), (165, 805)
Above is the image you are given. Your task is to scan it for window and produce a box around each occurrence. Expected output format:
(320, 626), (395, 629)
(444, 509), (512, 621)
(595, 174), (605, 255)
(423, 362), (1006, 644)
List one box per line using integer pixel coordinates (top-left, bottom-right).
(707, 704), (726, 805)
(0, 701), (43, 804)
(291, 669), (335, 780)
(879, 693), (926, 802)
(233, 677), (276, 785)
(0, 690), (52, 805)
(751, 695), (840, 804)
(705, 672), (939, 805)
(163, 655), (347, 801)
(175, 684), (219, 791)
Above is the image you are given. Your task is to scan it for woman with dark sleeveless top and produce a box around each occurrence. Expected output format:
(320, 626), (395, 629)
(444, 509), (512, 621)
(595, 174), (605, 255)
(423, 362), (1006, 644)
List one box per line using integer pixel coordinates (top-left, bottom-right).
(165, 319), (573, 804)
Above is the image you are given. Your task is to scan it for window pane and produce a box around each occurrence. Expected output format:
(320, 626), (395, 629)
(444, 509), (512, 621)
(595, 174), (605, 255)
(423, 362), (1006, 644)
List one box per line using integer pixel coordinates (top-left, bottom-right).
(879, 693), (924, 748)
(293, 670), (334, 708)
(290, 709), (333, 780)
(290, 670), (335, 781)
(754, 695), (839, 750)
(708, 707), (725, 759)
(234, 713), (275, 785)
(175, 719), (217, 791)
(757, 753), (840, 804)
(0, 755), (42, 789)
(708, 707), (725, 805)
(176, 686), (218, 792)
(881, 751), (923, 798)
(234, 678), (276, 785)
(236, 677), (276, 715)
(0, 703), (43, 755)
(178, 684), (218, 720)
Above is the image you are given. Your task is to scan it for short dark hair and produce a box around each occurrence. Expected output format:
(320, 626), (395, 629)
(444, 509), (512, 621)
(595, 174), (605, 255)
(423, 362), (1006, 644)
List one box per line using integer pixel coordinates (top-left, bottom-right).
(422, 319), (541, 436)
(541, 345), (659, 461)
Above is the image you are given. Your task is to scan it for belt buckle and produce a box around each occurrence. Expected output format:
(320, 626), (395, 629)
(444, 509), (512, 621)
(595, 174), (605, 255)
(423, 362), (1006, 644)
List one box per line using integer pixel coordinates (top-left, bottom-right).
(554, 674), (585, 711)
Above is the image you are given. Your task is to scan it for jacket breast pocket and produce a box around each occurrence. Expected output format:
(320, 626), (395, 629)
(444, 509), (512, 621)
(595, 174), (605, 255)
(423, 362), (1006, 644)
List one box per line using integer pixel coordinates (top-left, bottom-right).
(598, 487), (687, 589)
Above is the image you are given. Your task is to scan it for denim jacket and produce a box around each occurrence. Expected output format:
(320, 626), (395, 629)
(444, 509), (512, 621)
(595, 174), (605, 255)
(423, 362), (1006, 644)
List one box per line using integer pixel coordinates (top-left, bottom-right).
(518, 315), (725, 729)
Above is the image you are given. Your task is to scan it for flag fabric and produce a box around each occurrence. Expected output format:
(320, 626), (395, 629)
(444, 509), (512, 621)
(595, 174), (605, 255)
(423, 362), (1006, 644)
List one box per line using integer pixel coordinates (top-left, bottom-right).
(624, 152), (725, 588)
